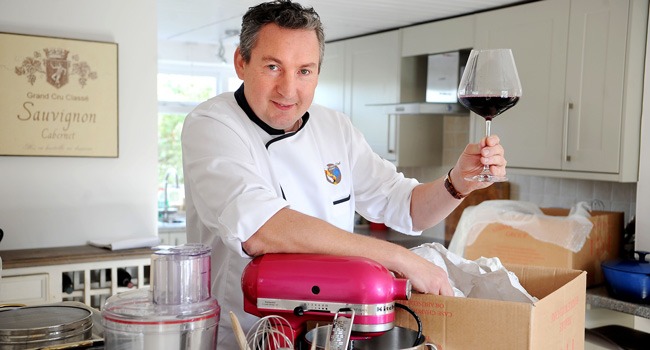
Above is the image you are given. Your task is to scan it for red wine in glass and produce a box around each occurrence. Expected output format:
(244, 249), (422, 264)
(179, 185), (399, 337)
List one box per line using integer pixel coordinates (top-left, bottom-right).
(458, 96), (520, 121)
(457, 49), (522, 182)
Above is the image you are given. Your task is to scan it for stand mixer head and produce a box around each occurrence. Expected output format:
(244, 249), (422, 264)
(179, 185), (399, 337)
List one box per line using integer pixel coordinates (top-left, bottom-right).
(241, 253), (412, 345)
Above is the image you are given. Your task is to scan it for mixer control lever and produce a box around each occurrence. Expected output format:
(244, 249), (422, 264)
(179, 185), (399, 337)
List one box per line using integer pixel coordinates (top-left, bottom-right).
(293, 305), (306, 316)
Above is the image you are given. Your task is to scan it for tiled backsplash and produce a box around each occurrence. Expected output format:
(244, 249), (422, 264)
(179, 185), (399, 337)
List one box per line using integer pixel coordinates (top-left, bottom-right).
(507, 174), (636, 224)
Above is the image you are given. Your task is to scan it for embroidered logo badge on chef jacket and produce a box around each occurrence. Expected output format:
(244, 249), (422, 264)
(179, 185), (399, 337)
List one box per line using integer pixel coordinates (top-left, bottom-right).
(324, 162), (342, 185)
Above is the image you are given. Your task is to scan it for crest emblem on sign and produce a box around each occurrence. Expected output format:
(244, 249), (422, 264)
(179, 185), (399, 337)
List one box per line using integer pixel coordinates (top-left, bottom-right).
(324, 162), (342, 185)
(44, 48), (70, 88)
(14, 47), (97, 89)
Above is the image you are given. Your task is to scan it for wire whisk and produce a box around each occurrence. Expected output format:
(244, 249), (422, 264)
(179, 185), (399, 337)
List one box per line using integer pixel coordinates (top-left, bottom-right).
(245, 315), (294, 350)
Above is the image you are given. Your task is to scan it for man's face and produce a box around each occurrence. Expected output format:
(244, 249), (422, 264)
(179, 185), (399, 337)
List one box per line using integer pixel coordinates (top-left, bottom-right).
(234, 23), (320, 132)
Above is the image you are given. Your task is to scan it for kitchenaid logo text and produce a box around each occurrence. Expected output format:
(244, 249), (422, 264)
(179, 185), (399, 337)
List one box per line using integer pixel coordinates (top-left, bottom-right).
(375, 304), (394, 313)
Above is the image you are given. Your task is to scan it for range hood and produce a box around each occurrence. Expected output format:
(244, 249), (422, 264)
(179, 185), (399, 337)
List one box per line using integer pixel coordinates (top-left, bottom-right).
(369, 101), (468, 115)
(370, 50), (470, 115)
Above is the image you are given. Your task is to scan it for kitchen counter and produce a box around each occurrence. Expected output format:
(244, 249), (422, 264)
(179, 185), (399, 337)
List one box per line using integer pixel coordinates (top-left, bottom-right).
(587, 285), (650, 319)
(0, 245), (153, 269)
(355, 225), (445, 248)
(158, 220), (186, 233)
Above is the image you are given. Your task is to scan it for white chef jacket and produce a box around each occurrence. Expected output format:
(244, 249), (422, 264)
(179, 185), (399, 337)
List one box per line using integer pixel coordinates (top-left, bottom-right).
(181, 85), (420, 349)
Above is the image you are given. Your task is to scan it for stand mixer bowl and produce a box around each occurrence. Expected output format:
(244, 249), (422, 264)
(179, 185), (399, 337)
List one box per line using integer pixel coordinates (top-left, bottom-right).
(304, 326), (437, 350)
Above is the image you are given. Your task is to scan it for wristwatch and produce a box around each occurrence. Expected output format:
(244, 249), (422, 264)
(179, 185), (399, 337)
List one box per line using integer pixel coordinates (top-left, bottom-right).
(444, 168), (467, 200)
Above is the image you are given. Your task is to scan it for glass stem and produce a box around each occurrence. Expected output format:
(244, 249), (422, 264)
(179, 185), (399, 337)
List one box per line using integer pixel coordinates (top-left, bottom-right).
(482, 119), (492, 175)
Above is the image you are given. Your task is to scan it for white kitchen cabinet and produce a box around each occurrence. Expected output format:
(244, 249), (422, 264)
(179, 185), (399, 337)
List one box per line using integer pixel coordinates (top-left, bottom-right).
(563, 0), (645, 176)
(1, 260), (150, 309)
(0, 247), (151, 309)
(159, 231), (187, 246)
(0, 274), (49, 305)
(314, 40), (346, 115)
(401, 15), (475, 57)
(315, 30), (443, 166)
(472, 0), (647, 182)
(158, 222), (187, 246)
(473, 0), (569, 171)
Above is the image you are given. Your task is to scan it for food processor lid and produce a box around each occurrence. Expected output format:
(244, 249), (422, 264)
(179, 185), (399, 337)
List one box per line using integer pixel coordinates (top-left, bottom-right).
(102, 289), (220, 325)
(153, 243), (211, 257)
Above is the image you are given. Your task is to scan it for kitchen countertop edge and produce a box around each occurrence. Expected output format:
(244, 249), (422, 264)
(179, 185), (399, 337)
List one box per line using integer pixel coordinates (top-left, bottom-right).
(0, 245), (154, 269)
(587, 285), (650, 319)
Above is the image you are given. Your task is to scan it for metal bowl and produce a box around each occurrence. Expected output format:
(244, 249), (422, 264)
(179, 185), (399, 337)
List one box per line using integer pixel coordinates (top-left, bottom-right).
(304, 326), (437, 350)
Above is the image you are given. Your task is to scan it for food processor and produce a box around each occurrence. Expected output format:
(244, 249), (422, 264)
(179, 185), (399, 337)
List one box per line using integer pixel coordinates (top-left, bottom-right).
(102, 244), (220, 350)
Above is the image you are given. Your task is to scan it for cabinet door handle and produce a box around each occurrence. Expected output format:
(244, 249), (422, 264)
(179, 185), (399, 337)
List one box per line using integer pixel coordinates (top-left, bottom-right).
(563, 102), (573, 162)
(387, 114), (396, 154)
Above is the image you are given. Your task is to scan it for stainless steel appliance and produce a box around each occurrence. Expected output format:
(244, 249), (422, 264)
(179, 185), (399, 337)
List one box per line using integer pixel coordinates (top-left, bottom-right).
(305, 325), (436, 350)
(371, 50), (470, 115)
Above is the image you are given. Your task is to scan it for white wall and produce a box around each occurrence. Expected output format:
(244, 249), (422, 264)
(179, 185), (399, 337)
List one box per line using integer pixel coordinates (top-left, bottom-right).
(0, 0), (158, 250)
(636, 12), (650, 252)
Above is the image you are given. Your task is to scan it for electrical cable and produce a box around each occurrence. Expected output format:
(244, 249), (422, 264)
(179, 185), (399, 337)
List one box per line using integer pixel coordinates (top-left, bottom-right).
(395, 302), (422, 347)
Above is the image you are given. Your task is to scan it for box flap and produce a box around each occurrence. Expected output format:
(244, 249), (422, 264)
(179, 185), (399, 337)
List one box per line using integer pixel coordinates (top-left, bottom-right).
(465, 209), (622, 286)
(505, 264), (584, 299)
(530, 268), (586, 349)
(466, 223), (574, 267)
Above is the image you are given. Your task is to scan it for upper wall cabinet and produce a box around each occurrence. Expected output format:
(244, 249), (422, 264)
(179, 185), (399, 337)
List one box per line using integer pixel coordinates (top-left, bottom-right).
(315, 31), (400, 161)
(315, 30), (443, 167)
(401, 15), (475, 57)
(315, 40), (346, 115)
(472, 0), (647, 182)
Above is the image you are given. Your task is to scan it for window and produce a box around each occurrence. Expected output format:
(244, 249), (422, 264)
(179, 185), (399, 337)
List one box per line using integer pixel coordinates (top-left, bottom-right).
(157, 63), (240, 212)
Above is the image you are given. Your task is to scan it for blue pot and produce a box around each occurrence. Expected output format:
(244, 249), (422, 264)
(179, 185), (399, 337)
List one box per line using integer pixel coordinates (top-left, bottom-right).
(601, 251), (650, 304)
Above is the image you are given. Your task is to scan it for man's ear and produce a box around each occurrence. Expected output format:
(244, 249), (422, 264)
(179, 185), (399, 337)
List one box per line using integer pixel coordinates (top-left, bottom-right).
(233, 47), (245, 79)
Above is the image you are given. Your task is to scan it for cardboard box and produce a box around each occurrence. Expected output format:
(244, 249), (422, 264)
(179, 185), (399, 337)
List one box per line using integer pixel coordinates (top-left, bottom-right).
(395, 265), (586, 350)
(464, 208), (623, 286)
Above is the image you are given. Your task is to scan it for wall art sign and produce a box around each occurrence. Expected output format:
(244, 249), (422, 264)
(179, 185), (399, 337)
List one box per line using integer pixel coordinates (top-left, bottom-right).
(0, 32), (118, 157)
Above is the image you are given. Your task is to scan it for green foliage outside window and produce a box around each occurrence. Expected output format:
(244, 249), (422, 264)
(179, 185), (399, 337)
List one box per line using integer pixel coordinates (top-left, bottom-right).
(157, 74), (217, 187)
(157, 70), (239, 208)
(158, 113), (186, 185)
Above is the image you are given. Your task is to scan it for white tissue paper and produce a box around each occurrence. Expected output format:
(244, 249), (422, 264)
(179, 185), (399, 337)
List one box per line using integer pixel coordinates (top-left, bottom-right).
(448, 200), (593, 257)
(88, 235), (160, 250)
(411, 242), (538, 303)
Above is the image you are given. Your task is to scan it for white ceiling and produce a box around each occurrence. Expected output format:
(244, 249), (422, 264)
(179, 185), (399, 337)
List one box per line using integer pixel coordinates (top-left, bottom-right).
(157, 0), (527, 46)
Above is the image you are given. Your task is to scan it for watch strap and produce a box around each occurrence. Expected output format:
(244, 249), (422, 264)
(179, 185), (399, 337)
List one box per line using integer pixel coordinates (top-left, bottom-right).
(444, 168), (467, 200)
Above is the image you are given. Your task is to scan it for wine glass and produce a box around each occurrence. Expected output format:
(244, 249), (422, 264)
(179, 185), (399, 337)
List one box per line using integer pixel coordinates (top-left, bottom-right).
(458, 48), (522, 182)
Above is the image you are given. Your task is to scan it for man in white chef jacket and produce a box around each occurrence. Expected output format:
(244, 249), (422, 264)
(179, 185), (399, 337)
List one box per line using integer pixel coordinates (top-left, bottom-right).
(181, 0), (507, 348)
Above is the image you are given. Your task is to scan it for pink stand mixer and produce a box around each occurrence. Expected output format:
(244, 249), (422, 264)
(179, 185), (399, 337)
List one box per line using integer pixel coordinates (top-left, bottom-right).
(242, 253), (419, 349)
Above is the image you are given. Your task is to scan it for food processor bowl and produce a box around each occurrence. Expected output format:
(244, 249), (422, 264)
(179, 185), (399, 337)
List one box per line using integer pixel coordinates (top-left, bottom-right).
(102, 244), (220, 350)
